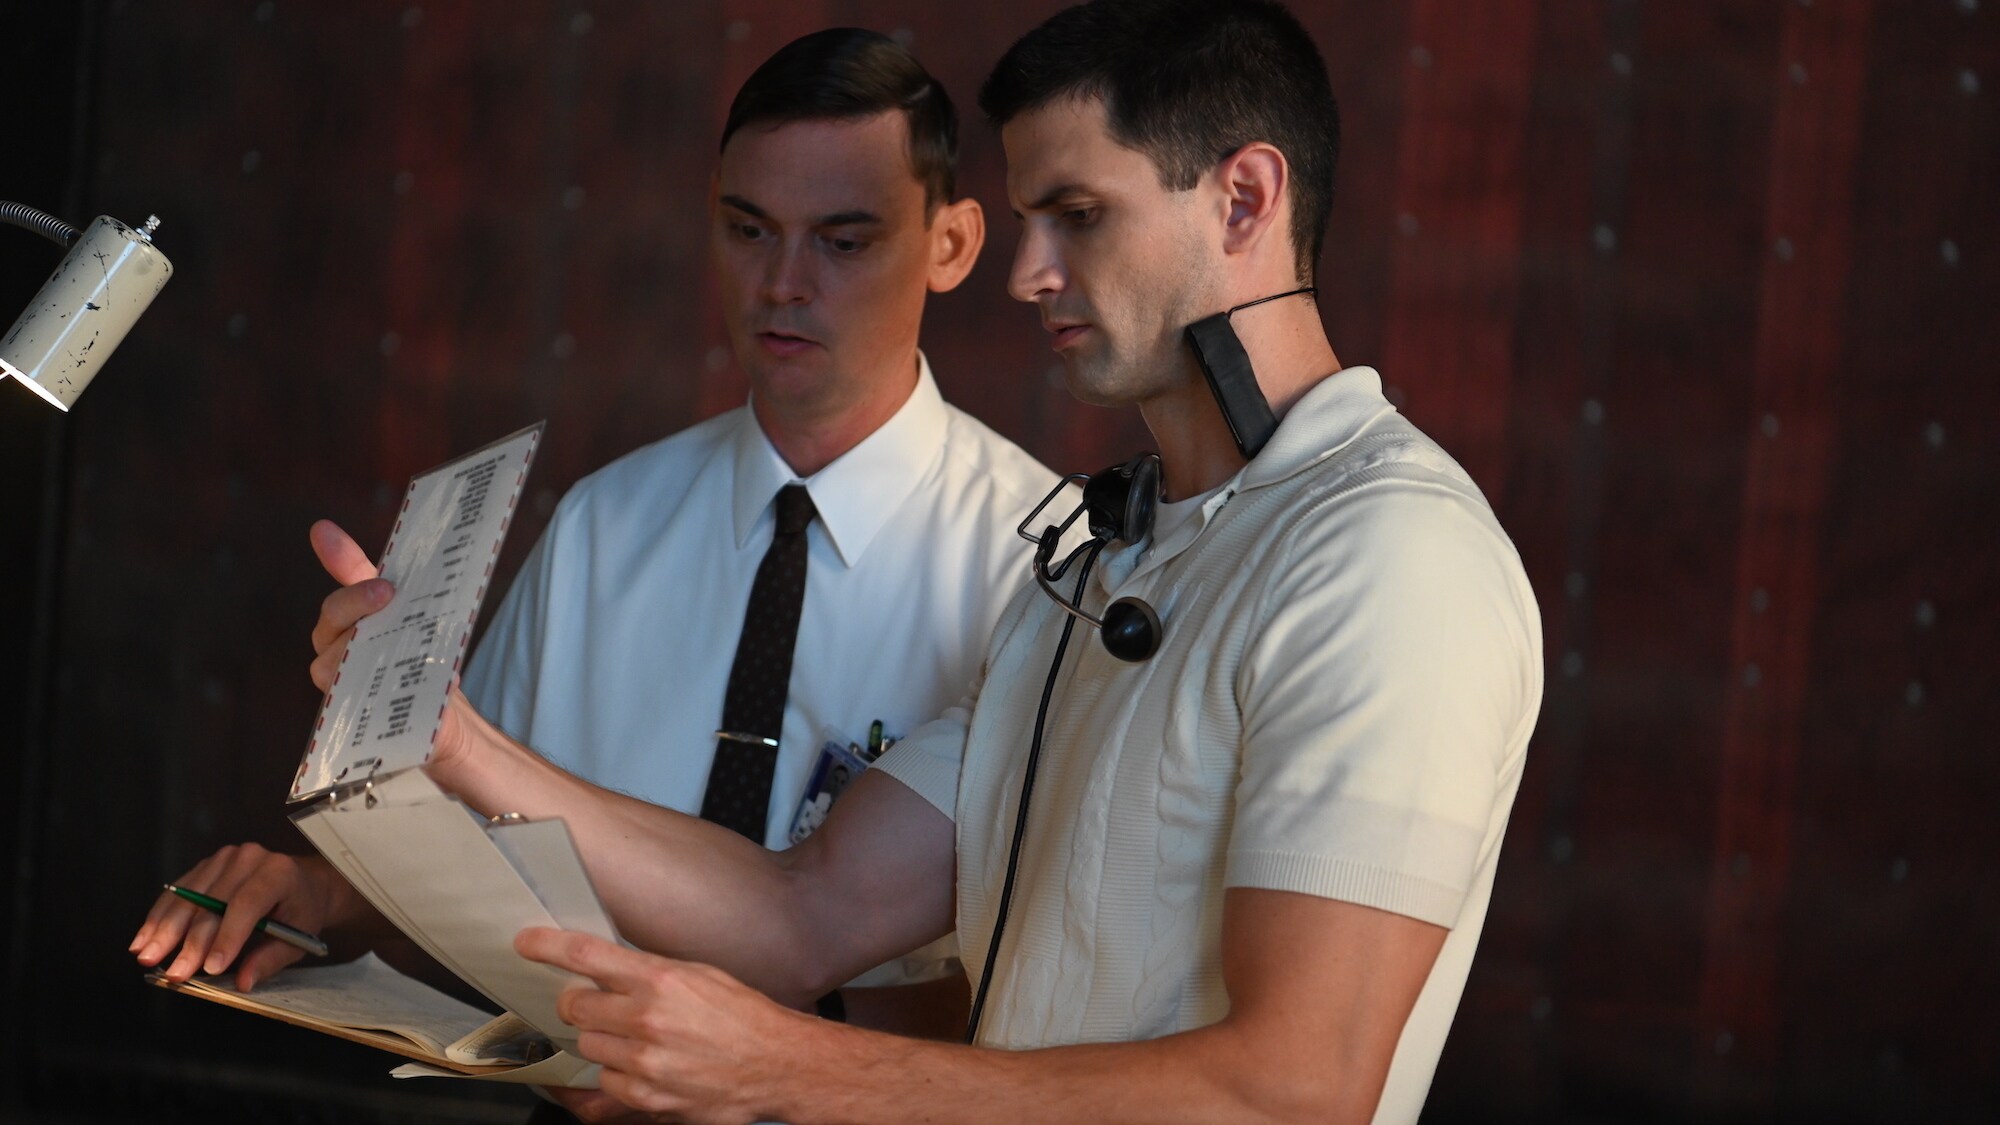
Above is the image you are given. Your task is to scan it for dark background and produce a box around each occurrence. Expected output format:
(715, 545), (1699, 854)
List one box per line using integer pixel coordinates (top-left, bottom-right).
(3, 1), (1995, 1122)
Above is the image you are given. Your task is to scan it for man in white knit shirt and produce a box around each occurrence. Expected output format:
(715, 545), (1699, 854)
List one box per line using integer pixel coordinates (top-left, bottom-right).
(144, 3), (1542, 1122)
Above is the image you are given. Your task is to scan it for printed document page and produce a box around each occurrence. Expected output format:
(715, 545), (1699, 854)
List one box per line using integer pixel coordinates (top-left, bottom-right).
(291, 423), (542, 802)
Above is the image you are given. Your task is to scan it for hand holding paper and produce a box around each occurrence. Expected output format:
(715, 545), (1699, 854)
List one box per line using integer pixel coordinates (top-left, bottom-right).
(517, 926), (816, 1121)
(306, 517), (392, 692)
(304, 519), (478, 780)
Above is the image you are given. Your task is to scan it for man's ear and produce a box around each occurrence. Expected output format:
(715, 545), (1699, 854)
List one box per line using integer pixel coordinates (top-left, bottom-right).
(1216, 142), (1288, 259)
(926, 197), (986, 293)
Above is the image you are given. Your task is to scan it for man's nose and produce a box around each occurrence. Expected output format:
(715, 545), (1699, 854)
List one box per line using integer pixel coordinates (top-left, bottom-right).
(1008, 225), (1062, 305)
(761, 240), (814, 304)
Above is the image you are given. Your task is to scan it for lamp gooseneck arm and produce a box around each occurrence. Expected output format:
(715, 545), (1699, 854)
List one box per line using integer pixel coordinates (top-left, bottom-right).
(0, 201), (80, 247)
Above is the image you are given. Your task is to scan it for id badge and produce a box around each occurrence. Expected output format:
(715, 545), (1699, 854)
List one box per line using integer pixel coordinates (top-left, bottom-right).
(787, 737), (874, 845)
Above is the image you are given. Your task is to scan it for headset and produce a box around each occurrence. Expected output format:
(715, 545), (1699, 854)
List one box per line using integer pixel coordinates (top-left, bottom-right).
(963, 286), (1314, 1043)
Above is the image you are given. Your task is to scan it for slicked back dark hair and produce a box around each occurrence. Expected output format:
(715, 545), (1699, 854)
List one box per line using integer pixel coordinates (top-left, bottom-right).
(723, 28), (958, 215)
(980, 0), (1339, 280)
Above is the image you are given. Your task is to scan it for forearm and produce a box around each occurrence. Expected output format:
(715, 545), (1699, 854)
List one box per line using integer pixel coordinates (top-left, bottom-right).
(432, 701), (823, 1001)
(766, 1019), (1363, 1125)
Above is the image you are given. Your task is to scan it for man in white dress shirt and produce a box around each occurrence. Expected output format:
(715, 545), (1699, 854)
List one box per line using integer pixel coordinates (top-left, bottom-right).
(139, 4), (1543, 1122)
(133, 28), (1056, 1037)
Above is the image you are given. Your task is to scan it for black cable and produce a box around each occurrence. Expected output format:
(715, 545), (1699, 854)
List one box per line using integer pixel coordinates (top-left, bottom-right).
(964, 539), (1104, 1044)
(0, 201), (79, 247)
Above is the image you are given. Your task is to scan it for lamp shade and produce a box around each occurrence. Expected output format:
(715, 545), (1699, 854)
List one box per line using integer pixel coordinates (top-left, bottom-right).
(0, 214), (173, 410)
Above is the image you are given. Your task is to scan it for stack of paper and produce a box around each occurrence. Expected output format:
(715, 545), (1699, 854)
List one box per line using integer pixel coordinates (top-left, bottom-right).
(154, 426), (619, 1088)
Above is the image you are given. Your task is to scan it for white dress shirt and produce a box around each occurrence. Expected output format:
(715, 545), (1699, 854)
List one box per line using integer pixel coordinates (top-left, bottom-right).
(876, 366), (1542, 1121)
(465, 355), (1057, 845)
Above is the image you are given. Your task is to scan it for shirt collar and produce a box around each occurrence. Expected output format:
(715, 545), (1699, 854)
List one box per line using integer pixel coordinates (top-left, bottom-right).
(730, 352), (950, 567)
(1099, 365), (1394, 590)
(1235, 365), (1396, 492)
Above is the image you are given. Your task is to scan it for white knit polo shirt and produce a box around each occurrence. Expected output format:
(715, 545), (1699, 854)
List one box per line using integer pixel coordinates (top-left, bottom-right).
(875, 366), (1542, 1123)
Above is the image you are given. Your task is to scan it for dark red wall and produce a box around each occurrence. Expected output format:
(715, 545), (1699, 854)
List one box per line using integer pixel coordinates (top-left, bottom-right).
(5, 2), (1995, 1121)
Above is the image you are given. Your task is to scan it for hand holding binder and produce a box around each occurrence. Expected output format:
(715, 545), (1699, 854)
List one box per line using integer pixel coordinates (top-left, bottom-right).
(303, 518), (482, 779)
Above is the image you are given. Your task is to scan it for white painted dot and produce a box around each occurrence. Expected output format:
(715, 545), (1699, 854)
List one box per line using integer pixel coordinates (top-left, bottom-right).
(379, 330), (402, 357)
(1761, 413), (1780, 438)
(1742, 663), (1762, 688)
(705, 345), (731, 373)
(1582, 399), (1605, 425)
(1562, 651), (1585, 678)
(401, 6), (423, 29)
(725, 18), (751, 42)
(1941, 239), (1960, 267)
(1914, 600), (1936, 628)
(1593, 223), (1618, 253)
(241, 149), (262, 174)
(562, 185), (585, 210)
(1410, 45), (1434, 69)
(1609, 52), (1633, 77)
(1905, 681), (1925, 707)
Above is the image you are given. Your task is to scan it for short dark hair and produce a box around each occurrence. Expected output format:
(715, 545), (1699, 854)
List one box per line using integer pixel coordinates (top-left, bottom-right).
(723, 28), (958, 214)
(980, 0), (1339, 280)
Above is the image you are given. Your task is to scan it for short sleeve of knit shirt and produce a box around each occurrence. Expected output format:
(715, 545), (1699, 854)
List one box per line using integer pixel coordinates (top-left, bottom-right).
(1226, 478), (1540, 927)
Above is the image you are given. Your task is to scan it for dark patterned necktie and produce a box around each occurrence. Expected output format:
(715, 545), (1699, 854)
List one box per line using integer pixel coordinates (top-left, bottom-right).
(700, 483), (817, 842)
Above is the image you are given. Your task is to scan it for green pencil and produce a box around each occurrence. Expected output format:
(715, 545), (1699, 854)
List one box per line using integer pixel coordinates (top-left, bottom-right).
(164, 883), (329, 958)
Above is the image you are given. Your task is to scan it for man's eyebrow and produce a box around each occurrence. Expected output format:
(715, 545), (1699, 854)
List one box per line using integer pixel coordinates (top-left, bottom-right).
(1022, 183), (1092, 212)
(717, 196), (883, 228)
(813, 210), (884, 227)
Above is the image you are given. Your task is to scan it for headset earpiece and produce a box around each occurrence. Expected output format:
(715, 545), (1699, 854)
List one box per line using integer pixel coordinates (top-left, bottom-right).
(1121, 455), (1160, 545)
(1081, 452), (1162, 545)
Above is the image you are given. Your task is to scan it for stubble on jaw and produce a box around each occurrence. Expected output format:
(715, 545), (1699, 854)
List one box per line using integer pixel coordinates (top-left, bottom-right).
(1059, 221), (1219, 410)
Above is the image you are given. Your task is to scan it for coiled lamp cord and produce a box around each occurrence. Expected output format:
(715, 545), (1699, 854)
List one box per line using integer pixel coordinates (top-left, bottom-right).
(0, 201), (79, 247)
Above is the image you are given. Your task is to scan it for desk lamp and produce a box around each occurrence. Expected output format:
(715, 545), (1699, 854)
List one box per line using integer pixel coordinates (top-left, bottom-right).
(0, 201), (173, 410)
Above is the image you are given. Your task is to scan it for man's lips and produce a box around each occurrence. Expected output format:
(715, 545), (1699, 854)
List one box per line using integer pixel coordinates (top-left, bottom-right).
(1048, 324), (1091, 351)
(756, 331), (819, 357)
